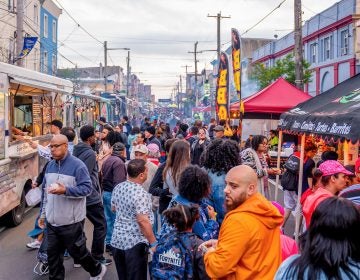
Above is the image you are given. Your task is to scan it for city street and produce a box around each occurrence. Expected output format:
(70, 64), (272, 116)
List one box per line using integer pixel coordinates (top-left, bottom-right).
(0, 207), (117, 280)
(0, 183), (295, 280)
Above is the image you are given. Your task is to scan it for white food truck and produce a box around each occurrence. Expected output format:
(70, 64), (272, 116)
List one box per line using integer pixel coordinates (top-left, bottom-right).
(0, 62), (73, 226)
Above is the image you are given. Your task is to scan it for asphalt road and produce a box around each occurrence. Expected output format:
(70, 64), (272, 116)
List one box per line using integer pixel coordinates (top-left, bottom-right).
(0, 207), (117, 280)
(0, 184), (295, 280)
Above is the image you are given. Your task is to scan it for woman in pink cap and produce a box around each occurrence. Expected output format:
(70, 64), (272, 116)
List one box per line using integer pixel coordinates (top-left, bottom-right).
(302, 160), (353, 227)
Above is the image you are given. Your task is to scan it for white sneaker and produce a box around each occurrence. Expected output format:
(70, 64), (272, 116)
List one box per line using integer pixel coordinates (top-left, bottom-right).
(73, 263), (81, 268)
(89, 264), (107, 280)
(26, 240), (41, 249)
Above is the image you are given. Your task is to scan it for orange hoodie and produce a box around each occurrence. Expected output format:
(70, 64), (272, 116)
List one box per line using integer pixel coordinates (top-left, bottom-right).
(204, 193), (283, 280)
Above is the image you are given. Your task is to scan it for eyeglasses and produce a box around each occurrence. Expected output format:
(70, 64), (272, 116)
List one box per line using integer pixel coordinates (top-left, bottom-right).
(49, 143), (66, 149)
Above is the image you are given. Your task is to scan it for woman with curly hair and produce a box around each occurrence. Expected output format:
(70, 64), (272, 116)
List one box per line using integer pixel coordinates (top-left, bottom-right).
(200, 138), (241, 224)
(160, 165), (219, 241)
(163, 140), (191, 196)
(275, 196), (360, 279)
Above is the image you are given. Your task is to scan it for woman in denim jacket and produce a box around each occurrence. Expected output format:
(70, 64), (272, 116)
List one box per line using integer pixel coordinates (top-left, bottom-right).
(200, 139), (241, 225)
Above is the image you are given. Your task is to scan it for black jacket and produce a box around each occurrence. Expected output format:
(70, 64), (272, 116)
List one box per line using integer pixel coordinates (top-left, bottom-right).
(148, 162), (171, 214)
(101, 154), (127, 192)
(73, 142), (102, 206)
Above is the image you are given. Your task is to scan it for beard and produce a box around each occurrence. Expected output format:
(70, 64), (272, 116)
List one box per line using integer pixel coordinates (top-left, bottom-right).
(225, 192), (247, 212)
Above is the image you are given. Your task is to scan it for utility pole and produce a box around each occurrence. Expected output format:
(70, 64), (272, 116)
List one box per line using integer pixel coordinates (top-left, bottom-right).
(16, 0), (24, 67)
(207, 12), (231, 62)
(126, 50), (130, 99)
(294, 0), (304, 90)
(104, 41), (107, 92)
(188, 42), (199, 105)
(181, 65), (192, 94)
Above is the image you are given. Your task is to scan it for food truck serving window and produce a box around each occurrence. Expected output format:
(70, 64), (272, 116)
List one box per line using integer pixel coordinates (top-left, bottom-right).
(10, 93), (52, 141)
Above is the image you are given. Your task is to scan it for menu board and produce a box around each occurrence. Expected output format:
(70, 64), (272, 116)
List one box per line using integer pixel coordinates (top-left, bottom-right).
(32, 96), (42, 136)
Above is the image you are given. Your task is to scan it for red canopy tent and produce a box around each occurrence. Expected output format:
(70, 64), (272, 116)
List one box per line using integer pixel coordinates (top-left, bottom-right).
(230, 77), (311, 114)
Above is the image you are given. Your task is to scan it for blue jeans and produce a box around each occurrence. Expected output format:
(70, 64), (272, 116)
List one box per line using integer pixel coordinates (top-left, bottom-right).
(103, 191), (116, 245)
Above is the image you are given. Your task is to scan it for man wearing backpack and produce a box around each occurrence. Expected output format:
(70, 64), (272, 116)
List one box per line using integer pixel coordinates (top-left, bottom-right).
(282, 143), (317, 228)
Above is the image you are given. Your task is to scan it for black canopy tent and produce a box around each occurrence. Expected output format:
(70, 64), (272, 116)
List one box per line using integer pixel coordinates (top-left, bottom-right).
(274, 74), (360, 242)
(278, 73), (360, 142)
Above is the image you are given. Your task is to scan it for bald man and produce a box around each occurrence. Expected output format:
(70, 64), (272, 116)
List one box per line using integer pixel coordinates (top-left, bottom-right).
(201, 165), (283, 280)
(39, 135), (107, 279)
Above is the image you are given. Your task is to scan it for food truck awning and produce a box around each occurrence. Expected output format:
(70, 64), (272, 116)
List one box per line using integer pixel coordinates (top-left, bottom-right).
(73, 91), (102, 100)
(278, 73), (360, 142)
(10, 77), (72, 95)
(0, 61), (73, 95)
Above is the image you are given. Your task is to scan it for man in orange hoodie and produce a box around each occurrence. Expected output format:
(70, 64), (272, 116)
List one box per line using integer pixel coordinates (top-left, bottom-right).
(201, 165), (283, 280)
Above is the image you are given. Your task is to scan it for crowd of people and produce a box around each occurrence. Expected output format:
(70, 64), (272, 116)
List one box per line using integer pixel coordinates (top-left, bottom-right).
(23, 116), (360, 280)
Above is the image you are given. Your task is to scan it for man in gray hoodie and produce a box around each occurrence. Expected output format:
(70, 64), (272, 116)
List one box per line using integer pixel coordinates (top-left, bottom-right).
(73, 125), (112, 266)
(39, 134), (106, 280)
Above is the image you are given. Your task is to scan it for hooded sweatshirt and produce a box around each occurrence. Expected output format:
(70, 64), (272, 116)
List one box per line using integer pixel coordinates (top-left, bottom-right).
(204, 192), (283, 280)
(73, 142), (102, 206)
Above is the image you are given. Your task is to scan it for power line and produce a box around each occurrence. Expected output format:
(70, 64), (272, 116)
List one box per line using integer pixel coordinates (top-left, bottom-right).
(242, 0), (288, 35)
(53, 0), (103, 46)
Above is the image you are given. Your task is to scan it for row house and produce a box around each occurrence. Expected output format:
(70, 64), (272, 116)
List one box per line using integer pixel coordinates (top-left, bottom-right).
(0, 0), (61, 73)
(252, 0), (360, 96)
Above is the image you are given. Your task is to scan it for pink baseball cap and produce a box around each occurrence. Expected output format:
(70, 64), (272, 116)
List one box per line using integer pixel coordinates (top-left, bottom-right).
(319, 160), (353, 176)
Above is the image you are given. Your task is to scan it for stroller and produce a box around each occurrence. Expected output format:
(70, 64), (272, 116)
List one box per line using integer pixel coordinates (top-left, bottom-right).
(33, 229), (49, 276)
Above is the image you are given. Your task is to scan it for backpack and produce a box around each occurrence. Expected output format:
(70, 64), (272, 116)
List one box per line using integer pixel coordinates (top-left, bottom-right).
(281, 153), (301, 191)
(151, 232), (198, 280)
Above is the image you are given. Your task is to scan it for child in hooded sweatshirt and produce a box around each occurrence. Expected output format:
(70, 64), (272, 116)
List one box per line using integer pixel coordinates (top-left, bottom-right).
(151, 204), (209, 280)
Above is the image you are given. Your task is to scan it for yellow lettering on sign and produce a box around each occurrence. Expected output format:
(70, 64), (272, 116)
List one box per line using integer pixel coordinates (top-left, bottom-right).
(232, 50), (240, 70)
(217, 87), (227, 104)
(219, 70), (228, 86)
(234, 71), (241, 92)
(217, 105), (228, 120)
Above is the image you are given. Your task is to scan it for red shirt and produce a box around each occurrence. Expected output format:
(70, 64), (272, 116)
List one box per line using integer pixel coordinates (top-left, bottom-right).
(302, 187), (333, 228)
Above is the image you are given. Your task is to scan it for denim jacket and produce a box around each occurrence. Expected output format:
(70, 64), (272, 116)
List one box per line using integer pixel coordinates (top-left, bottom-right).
(160, 195), (219, 241)
(206, 170), (227, 225)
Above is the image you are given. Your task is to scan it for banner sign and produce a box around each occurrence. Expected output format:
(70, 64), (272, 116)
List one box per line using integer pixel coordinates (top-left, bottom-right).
(14, 37), (38, 62)
(216, 52), (229, 120)
(231, 28), (244, 140)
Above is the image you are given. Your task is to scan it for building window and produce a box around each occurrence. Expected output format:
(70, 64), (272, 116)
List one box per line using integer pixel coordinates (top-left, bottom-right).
(340, 30), (349, 56)
(52, 20), (57, 42)
(52, 54), (56, 74)
(43, 51), (48, 73)
(309, 43), (317, 63)
(33, 4), (38, 25)
(322, 36), (332, 61)
(44, 14), (48, 38)
(8, 0), (15, 12)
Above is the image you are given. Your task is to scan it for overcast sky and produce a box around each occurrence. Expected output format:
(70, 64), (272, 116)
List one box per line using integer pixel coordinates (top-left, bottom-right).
(56, 0), (340, 99)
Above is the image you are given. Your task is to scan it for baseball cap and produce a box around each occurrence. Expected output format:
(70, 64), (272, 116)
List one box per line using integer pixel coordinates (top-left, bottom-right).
(113, 142), (125, 152)
(355, 158), (360, 174)
(48, 119), (63, 129)
(319, 160), (353, 176)
(147, 143), (160, 158)
(213, 125), (224, 132)
(134, 144), (148, 154)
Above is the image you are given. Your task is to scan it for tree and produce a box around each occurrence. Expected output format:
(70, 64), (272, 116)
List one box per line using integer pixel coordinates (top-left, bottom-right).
(251, 54), (312, 89)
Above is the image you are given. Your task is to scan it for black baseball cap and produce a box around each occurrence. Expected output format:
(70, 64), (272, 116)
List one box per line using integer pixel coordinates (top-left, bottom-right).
(48, 120), (63, 129)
